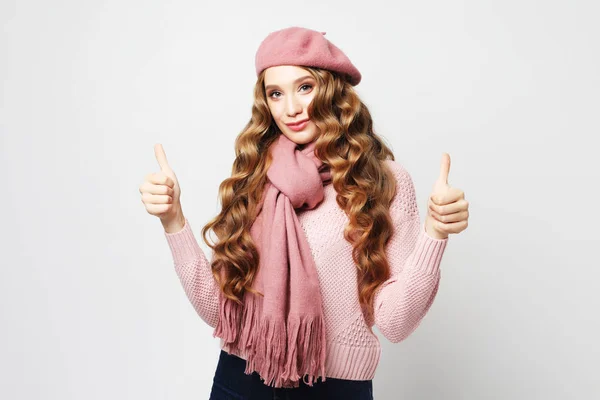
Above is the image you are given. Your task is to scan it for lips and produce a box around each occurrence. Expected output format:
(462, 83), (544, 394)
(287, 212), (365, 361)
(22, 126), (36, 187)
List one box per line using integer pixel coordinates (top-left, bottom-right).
(286, 119), (309, 127)
(285, 119), (309, 131)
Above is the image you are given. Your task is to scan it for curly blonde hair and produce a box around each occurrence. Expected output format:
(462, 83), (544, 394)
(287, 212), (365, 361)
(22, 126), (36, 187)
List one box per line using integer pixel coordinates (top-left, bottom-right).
(201, 67), (398, 323)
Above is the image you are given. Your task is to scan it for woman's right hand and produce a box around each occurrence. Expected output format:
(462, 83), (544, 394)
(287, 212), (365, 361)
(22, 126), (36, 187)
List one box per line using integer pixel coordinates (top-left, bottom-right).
(139, 144), (185, 232)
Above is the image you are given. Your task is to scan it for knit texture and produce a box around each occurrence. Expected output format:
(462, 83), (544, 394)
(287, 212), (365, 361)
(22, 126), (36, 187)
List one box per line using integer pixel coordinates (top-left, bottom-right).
(214, 134), (330, 388)
(164, 159), (448, 381)
(255, 26), (362, 86)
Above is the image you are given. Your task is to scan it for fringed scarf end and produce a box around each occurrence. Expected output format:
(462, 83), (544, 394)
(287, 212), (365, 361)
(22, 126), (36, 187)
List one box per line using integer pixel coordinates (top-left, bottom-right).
(245, 316), (287, 387)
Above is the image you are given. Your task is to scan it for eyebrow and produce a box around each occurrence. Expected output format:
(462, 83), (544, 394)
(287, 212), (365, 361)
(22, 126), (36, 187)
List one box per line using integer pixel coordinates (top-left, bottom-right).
(264, 75), (314, 91)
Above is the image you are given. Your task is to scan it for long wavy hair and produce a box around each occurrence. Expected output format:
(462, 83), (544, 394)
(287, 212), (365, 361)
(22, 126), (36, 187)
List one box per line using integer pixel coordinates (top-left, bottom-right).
(201, 67), (398, 323)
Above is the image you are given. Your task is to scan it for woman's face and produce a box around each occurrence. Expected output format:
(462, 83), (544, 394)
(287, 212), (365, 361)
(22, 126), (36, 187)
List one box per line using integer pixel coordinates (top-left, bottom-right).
(264, 65), (319, 147)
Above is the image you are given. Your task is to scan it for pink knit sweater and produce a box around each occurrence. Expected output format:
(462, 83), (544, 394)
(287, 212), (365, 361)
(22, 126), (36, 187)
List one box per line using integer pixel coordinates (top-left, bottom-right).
(164, 159), (449, 381)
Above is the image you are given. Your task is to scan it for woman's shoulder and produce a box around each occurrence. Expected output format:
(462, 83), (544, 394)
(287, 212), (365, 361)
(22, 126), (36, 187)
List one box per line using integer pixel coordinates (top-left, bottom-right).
(381, 159), (420, 221)
(382, 158), (416, 191)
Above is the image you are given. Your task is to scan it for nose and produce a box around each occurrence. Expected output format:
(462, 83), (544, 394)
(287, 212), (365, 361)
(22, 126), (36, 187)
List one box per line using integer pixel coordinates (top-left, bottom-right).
(285, 94), (302, 117)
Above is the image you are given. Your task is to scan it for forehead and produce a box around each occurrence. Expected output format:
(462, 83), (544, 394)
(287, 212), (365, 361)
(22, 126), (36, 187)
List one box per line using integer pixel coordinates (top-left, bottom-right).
(264, 65), (312, 86)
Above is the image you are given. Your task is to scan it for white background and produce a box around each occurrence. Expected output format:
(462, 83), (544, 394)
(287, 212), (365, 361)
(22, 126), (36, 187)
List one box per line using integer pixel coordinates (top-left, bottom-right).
(1, 0), (598, 399)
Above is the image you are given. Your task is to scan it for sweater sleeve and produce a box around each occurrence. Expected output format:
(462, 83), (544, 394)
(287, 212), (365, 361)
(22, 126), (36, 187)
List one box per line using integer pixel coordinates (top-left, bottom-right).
(373, 160), (449, 343)
(164, 218), (219, 328)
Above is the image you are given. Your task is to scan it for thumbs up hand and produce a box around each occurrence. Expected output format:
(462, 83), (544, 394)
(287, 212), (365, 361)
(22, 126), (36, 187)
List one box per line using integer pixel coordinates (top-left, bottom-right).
(139, 144), (185, 232)
(425, 153), (469, 239)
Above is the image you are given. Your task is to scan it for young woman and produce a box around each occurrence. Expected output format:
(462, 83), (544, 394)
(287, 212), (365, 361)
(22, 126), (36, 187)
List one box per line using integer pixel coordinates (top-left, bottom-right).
(140, 26), (469, 400)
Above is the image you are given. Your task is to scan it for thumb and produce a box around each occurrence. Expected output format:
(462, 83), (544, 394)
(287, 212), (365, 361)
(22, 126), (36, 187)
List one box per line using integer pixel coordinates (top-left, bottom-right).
(438, 153), (451, 185)
(154, 144), (171, 172)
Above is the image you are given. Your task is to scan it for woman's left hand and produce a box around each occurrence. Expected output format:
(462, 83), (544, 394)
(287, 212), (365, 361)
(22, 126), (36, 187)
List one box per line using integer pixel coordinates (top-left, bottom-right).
(425, 153), (469, 240)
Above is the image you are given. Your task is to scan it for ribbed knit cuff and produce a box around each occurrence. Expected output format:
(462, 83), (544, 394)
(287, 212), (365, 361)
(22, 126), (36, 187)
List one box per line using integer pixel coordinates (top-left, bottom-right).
(403, 222), (448, 275)
(164, 218), (202, 265)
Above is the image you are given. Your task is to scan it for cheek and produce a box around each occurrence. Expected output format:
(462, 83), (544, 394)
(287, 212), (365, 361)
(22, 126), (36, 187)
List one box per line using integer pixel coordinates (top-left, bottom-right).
(268, 103), (283, 120)
(308, 121), (319, 135)
(303, 95), (315, 111)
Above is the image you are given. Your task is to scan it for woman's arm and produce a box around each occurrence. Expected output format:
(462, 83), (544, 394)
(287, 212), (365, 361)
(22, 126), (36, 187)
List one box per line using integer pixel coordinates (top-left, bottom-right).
(164, 218), (220, 328)
(373, 215), (448, 343)
(373, 160), (449, 343)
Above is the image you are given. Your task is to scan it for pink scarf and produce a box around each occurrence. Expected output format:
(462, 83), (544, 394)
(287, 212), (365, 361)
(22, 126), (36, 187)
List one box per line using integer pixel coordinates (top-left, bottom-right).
(213, 133), (331, 388)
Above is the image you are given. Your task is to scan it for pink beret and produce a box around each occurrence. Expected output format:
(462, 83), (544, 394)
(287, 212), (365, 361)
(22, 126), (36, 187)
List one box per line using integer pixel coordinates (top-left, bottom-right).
(255, 27), (362, 86)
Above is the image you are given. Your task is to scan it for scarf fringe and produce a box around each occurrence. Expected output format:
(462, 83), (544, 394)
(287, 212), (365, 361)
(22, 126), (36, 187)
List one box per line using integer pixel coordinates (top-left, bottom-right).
(282, 314), (327, 387)
(244, 315), (287, 387)
(214, 294), (327, 389)
(213, 292), (243, 346)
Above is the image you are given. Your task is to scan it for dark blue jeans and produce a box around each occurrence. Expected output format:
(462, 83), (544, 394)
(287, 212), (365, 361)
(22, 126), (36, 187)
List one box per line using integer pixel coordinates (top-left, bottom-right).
(209, 350), (374, 400)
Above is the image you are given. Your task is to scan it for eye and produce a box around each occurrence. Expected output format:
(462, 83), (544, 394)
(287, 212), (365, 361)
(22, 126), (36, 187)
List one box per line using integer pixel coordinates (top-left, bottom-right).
(268, 90), (282, 99)
(299, 84), (313, 92)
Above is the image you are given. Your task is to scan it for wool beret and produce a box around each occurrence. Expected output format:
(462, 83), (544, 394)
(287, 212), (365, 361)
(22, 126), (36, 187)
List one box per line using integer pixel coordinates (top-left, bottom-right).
(255, 26), (362, 86)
